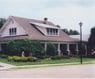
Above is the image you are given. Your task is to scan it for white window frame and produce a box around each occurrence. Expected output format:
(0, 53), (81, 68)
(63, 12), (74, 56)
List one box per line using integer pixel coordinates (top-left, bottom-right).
(9, 28), (17, 36)
(46, 28), (59, 36)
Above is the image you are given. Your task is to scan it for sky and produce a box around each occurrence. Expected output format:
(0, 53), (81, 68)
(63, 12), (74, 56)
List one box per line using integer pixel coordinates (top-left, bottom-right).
(1, 0), (95, 34)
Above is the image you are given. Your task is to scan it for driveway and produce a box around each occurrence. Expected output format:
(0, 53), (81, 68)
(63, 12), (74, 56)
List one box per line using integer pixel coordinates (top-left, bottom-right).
(0, 64), (95, 78)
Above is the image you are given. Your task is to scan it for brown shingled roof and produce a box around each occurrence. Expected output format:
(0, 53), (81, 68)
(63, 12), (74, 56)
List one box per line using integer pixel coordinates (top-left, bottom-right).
(0, 16), (79, 42)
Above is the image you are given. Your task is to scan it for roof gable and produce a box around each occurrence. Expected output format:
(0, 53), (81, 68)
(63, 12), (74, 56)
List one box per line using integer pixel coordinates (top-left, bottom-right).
(0, 16), (79, 42)
(0, 16), (27, 37)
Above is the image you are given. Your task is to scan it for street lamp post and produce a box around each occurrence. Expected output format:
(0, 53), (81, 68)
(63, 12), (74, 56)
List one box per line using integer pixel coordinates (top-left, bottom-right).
(79, 22), (83, 64)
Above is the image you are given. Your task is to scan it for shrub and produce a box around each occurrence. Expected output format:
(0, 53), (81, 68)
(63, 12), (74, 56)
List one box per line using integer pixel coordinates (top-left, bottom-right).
(51, 55), (70, 60)
(8, 56), (13, 61)
(31, 41), (44, 57)
(28, 56), (32, 61)
(51, 55), (62, 60)
(32, 57), (38, 61)
(7, 40), (44, 56)
(20, 56), (28, 62)
(46, 42), (57, 56)
(13, 56), (21, 62)
(28, 56), (38, 62)
(7, 56), (38, 62)
(13, 56), (29, 62)
(0, 54), (8, 58)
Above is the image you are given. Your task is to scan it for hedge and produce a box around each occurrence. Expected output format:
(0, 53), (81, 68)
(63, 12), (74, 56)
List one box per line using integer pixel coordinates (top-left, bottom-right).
(8, 56), (38, 62)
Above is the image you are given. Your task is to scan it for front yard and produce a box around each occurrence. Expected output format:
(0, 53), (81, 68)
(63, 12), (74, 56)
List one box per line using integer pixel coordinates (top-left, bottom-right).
(0, 56), (95, 66)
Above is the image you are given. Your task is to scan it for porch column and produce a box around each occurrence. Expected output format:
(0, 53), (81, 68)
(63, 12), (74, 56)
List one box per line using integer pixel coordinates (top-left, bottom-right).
(84, 44), (87, 56)
(44, 42), (47, 56)
(67, 44), (70, 56)
(58, 42), (61, 56)
(76, 44), (79, 55)
(0, 44), (1, 52)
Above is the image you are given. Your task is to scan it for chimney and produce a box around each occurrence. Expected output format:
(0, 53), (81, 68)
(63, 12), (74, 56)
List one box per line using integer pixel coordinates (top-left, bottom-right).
(56, 25), (60, 28)
(44, 17), (48, 24)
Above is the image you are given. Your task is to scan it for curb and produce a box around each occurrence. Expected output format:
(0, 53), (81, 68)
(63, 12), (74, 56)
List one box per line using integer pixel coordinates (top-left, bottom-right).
(12, 62), (80, 69)
(0, 61), (95, 70)
(11, 61), (95, 69)
(0, 67), (13, 71)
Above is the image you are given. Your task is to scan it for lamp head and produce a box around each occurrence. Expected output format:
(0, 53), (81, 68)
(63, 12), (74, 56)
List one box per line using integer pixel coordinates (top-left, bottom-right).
(79, 22), (83, 27)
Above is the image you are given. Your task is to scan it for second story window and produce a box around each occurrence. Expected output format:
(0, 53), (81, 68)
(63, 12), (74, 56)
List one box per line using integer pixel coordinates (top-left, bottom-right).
(47, 28), (58, 36)
(9, 28), (17, 35)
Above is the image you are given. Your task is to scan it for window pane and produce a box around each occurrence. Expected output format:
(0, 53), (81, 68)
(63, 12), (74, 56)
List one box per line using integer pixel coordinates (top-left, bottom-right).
(9, 28), (17, 35)
(47, 28), (58, 36)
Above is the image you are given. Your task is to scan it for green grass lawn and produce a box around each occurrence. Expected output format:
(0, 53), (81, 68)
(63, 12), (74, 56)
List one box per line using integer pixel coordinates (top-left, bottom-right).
(0, 57), (95, 66)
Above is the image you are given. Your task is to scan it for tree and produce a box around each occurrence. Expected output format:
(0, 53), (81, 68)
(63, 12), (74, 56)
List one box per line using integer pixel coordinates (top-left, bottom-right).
(88, 27), (95, 53)
(7, 40), (17, 52)
(0, 18), (6, 28)
(7, 39), (32, 56)
(46, 42), (57, 56)
(62, 29), (69, 34)
(31, 41), (44, 57)
(73, 30), (79, 35)
(7, 39), (44, 56)
(62, 29), (79, 35)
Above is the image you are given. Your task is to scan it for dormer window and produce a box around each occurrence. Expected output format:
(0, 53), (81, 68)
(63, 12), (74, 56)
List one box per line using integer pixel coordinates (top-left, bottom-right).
(47, 28), (58, 36)
(9, 28), (17, 35)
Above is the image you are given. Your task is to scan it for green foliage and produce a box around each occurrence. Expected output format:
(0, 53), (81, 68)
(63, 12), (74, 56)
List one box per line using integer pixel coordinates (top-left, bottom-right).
(51, 55), (69, 60)
(0, 54), (8, 58)
(28, 57), (38, 61)
(46, 42), (57, 56)
(31, 41), (44, 56)
(7, 39), (32, 52)
(8, 56), (13, 61)
(62, 29), (79, 35)
(88, 27), (95, 52)
(12, 56), (21, 62)
(62, 29), (69, 34)
(0, 18), (6, 28)
(28, 56), (38, 62)
(7, 39), (44, 56)
(69, 30), (79, 35)
(51, 55), (62, 60)
(17, 39), (32, 52)
(7, 56), (38, 62)
(91, 27), (95, 36)
(1, 56), (95, 66)
(20, 56), (28, 62)
(7, 40), (17, 52)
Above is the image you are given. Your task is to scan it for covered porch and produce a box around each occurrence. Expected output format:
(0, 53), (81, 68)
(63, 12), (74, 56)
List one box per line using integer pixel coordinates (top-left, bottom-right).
(0, 41), (87, 57)
(41, 42), (87, 57)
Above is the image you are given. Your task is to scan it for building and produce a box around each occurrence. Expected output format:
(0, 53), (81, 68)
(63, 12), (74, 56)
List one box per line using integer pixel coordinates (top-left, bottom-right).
(0, 16), (80, 56)
(70, 35), (89, 56)
(70, 35), (89, 42)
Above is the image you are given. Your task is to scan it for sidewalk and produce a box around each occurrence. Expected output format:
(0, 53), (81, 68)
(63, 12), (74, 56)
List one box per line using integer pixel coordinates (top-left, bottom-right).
(0, 64), (95, 78)
(0, 62), (15, 70)
(0, 61), (95, 71)
(0, 62), (79, 70)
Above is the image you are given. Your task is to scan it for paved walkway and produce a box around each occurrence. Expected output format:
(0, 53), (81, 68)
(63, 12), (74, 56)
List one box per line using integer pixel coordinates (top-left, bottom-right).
(0, 62), (78, 71)
(0, 64), (95, 78)
(0, 62), (15, 70)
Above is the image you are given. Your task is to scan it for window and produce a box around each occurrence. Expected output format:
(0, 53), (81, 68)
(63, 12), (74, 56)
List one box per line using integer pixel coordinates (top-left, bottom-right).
(9, 28), (17, 35)
(47, 28), (49, 35)
(47, 28), (58, 36)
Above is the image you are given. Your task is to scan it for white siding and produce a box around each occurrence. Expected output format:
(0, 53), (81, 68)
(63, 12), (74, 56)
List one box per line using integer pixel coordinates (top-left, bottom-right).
(1, 20), (27, 37)
(36, 26), (60, 36)
(36, 26), (47, 35)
